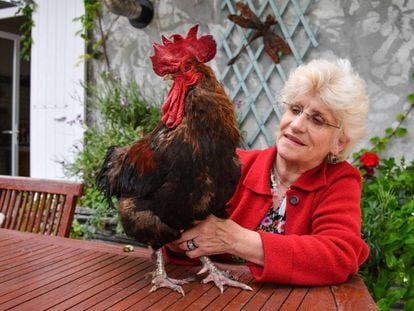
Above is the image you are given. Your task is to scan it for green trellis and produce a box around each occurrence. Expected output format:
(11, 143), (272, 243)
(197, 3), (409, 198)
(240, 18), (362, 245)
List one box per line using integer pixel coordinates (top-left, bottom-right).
(219, 0), (319, 149)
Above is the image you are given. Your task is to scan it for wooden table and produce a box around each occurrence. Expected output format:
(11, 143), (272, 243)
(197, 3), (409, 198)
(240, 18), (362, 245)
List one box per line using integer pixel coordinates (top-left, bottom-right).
(0, 228), (377, 310)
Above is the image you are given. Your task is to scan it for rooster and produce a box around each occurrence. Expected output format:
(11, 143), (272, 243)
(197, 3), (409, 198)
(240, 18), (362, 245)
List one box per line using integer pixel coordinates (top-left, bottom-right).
(96, 24), (252, 295)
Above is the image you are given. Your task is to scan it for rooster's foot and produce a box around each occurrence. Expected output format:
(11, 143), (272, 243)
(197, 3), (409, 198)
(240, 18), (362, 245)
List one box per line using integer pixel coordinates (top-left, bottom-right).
(198, 256), (252, 293)
(149, 274), (188, 296)
(150, 248), (190, 296)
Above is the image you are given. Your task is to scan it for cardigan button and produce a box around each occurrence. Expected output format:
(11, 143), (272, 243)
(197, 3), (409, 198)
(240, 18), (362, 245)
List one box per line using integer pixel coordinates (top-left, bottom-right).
(289, 195), (299, 206)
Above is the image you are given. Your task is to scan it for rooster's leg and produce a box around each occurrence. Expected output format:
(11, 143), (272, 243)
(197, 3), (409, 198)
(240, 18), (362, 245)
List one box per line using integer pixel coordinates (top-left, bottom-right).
(149, 249), (188, 296)
(198, 256), (253, 293)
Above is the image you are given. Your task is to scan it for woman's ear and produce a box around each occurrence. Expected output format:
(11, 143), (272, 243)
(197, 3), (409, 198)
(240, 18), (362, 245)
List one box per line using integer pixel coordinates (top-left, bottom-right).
(333, 133), (350, 154)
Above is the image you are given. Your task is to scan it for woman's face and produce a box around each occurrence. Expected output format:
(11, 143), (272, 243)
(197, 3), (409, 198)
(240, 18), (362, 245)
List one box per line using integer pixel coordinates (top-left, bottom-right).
(276, 93), (346, 170)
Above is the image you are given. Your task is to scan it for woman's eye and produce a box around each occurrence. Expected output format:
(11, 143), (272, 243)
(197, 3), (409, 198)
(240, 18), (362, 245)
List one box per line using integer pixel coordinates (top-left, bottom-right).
(311, 114), (326, 126)
(290, 105), (302, 115)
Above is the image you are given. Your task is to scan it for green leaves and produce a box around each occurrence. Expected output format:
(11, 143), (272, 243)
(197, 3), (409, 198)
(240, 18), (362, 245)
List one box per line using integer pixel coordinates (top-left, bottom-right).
(74, 0), (110, 67)
(395, 127), (408, 137)
(15, 0), (36, 60)
(352, 98), (412, 167)
(397, 113), (407, 122)
(355, 72), (414, 310)
(368, 136), (389, 151)
(359, 158), (414, 310)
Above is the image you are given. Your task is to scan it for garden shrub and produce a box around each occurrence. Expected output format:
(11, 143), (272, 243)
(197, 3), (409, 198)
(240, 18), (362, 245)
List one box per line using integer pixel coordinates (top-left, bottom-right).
(64, 73), (161, 239)
(357, 155), (414, 310)
(353, 81), (414, 310)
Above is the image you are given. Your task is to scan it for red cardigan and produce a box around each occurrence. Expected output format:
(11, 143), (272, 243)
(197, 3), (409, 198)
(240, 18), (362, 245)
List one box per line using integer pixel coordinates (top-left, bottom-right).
(227, 146), (369, 285)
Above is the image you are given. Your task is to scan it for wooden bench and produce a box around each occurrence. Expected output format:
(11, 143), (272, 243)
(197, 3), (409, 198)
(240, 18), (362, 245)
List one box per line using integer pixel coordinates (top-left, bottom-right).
(0, 175), (83, 237)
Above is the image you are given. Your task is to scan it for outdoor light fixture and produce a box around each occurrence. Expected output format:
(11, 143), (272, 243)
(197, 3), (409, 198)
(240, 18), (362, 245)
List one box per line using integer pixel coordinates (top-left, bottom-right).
(104, 0), (154, 29)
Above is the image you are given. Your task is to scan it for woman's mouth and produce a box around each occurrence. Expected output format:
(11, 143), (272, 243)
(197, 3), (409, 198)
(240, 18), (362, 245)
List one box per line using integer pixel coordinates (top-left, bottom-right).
(284, 133), (305, 146)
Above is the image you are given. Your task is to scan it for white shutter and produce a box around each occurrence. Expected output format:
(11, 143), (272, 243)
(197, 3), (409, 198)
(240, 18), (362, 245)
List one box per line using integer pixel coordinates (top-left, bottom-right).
(30, 0), (85, 180)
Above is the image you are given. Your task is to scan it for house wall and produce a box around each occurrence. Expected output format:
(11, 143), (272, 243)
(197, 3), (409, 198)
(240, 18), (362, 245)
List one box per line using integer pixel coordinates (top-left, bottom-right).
(90, 0), (414, 161)
(30, 0), (85, 179)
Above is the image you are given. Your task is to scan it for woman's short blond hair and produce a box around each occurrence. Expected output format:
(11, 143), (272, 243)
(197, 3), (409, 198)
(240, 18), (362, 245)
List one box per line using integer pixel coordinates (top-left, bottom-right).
(278, 58), (369, 161)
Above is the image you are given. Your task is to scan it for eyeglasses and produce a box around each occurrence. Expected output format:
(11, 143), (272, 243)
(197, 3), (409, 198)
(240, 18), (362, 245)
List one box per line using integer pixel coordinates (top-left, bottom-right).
(282, 102), (341, 130)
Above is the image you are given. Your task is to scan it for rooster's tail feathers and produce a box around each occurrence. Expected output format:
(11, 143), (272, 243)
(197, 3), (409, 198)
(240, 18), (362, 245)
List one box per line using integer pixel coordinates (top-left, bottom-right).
(96, 146), (128, 207)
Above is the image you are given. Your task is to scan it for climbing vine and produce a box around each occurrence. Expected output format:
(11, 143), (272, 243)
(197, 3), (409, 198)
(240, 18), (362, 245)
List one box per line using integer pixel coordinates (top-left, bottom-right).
(74, 0), (118, 71)
(10, 0), (115, 65)
(352, 90), (414, 161)
(13, 0), (36, 60)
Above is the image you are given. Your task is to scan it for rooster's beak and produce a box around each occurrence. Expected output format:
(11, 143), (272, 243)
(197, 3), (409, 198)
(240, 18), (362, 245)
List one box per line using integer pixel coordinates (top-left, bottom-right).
(163, 74), (174, 80)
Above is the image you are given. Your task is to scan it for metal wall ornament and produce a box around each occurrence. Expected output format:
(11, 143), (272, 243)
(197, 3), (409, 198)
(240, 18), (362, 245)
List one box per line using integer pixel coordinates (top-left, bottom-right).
(227, 1), (291, 65)
(103, 0), (154, 29)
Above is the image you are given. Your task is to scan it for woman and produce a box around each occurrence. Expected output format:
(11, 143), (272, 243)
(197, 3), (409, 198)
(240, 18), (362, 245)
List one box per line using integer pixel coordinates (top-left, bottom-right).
(169, 58), (370, 285)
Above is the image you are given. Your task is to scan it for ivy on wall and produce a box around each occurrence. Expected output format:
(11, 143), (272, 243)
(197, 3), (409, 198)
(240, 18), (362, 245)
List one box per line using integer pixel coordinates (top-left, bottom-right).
(74, 0), (118, 72)
(11, 0), (112, 65)
(14, 0), (36, 60)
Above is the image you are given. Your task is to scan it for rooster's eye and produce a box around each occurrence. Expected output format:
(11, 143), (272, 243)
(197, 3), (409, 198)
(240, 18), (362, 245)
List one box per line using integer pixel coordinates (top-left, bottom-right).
(183, 64), (192, 72)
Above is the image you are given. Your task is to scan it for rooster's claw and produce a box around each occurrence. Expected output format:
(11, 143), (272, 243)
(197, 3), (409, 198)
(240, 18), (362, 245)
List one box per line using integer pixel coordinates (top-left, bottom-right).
(150, 274), (188, 296)
(199, 256), (252, 293)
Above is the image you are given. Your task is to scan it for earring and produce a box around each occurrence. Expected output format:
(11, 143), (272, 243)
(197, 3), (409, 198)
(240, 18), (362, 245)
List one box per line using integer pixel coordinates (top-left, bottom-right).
(328, 153), (338, 164)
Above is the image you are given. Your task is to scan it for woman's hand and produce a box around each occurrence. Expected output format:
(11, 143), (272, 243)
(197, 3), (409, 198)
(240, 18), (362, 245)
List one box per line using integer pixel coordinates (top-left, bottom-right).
(170, 215), (233, 258)
(169, 215), (264, 266)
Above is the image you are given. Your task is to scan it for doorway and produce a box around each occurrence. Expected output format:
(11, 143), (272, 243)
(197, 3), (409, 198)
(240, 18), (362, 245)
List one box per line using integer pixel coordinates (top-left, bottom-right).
(0, 4), (30, 176)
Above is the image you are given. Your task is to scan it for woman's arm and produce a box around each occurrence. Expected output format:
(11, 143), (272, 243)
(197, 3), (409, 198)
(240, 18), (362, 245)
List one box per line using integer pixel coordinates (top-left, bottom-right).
(171, 215), (264, 266)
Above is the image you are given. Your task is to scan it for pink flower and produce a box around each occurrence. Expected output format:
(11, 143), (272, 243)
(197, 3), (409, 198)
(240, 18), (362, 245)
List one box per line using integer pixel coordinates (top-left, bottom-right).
(120, 96), (128, 107)
(261, 217), (272, 227)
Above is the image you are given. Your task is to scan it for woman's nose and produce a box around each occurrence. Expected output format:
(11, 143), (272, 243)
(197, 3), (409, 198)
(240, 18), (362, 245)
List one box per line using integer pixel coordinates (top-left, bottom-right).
(289, 113), (308, 131)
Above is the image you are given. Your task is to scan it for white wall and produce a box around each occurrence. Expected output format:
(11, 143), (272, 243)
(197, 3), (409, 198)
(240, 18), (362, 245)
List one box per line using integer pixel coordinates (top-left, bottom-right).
(30, 0), (85, 179)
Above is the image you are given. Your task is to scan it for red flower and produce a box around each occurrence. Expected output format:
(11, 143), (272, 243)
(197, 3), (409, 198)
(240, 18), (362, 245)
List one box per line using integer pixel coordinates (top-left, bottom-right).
(360, 152), (380, 168)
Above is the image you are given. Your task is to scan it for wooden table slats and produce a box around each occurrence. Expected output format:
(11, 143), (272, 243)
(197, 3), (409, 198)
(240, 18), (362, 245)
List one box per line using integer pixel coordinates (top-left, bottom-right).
(0, 229), (378, 310)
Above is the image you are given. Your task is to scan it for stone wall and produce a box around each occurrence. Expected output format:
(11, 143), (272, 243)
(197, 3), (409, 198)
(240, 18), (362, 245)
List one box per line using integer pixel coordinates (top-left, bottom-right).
(91, 0), (414, 160)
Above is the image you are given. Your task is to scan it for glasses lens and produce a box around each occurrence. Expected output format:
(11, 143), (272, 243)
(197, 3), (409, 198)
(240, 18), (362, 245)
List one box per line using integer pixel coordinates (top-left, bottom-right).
(284, 102), (336, 130)
(309, 114), (327, 128)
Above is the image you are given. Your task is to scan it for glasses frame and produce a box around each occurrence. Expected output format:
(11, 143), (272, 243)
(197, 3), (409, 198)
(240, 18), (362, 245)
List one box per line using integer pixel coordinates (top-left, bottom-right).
(281, 102), (341, 130)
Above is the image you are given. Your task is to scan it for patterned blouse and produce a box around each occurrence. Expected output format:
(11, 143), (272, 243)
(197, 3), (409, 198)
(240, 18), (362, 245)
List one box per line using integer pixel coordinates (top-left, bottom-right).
(256, 196), (286, 234)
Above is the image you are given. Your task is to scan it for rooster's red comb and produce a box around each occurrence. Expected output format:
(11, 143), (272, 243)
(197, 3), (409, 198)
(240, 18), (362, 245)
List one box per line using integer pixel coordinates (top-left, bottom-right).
(150, 24), (217, 76)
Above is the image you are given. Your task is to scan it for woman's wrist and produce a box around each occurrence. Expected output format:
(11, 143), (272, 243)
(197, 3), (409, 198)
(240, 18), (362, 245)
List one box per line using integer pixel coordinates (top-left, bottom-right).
(223, 219), (264, 266)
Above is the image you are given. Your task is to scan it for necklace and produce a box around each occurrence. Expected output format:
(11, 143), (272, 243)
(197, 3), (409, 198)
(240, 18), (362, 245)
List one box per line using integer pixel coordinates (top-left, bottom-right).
(270, 164), (291, 220)
(270, 164), (291, 194)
